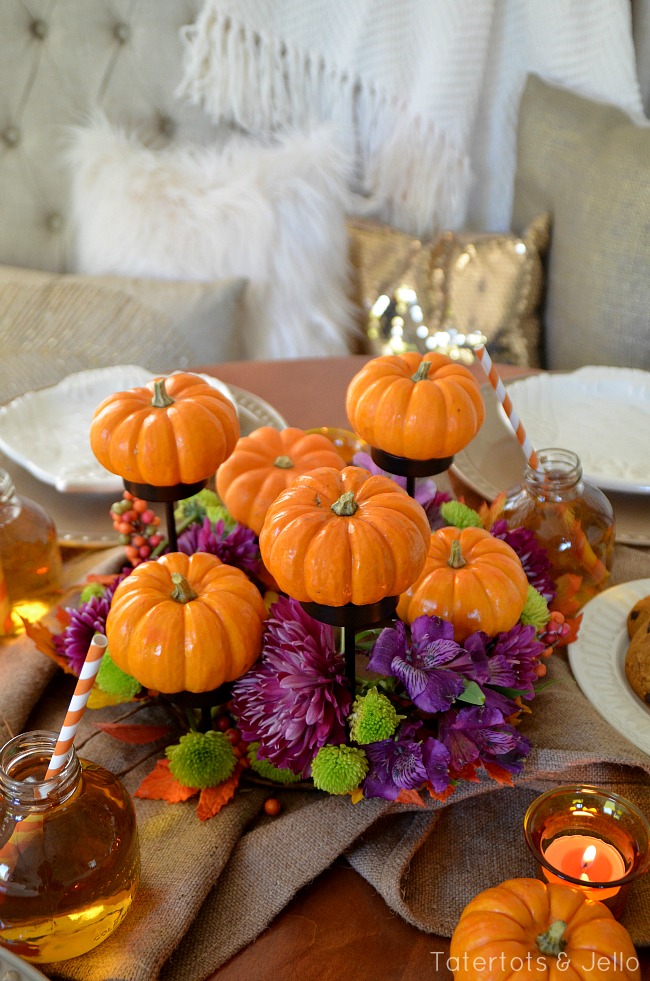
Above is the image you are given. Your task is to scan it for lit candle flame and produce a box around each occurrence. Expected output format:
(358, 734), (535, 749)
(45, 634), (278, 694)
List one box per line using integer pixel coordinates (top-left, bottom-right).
(579, 843), (597, 881)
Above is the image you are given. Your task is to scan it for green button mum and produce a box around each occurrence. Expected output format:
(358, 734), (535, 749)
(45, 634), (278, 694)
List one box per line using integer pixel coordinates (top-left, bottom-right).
(166, 731), (237, 789)
(311, 744), (368, 795)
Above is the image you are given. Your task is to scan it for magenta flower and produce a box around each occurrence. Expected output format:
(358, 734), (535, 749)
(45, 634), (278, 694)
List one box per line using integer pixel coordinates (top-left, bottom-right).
(230, 596), (352, 777)
(491, 520), (555, 600)
(368, 616), (487, 712)
(54, 572), (128, 675)
(363, 722), (450, 800)
(177, 517), (260, 577)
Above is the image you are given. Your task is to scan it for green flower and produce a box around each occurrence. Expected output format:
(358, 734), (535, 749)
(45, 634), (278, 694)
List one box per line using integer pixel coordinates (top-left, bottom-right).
(348, 687), (401, 744)
(79, 582), (106, 604)
(174, 489), (235, 531)
(520, 585), (550, 633)
(96, 649), (141, 700)
(440, 500), (482, 529)
(310, 744), (368, 795)
(166, 731), (237, 789)
(247, 743), (301, 784)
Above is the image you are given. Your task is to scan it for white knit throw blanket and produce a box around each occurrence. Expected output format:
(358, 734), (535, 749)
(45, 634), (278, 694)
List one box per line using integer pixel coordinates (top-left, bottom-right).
(179, 0), (643, 238)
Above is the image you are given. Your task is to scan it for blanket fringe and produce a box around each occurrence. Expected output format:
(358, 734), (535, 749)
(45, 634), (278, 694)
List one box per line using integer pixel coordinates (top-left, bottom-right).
(178, 5), (472, 238)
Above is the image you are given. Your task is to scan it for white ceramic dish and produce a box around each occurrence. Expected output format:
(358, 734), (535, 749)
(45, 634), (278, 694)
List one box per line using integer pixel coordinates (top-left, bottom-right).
(568, 579), (650, 758)
(452, 383), (650, 548)
(499, 367), (650, 494)
(0, 366), (237, 495)
(0, 946), (50, 980)
(0, 382), (287, 548)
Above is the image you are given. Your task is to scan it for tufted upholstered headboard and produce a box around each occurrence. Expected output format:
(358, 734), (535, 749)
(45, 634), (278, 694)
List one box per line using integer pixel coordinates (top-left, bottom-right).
(0, 0), (221, 275)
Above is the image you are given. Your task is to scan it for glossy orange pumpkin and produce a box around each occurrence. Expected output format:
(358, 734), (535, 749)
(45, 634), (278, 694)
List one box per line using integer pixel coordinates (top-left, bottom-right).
(345, 352), (485, 460)
(450, 877), (640, 981)
(216, 426), (346, 534)
(105, 551), (267, 693)
(397, 525), (528, 640)
(259, 465), (430, 607)
(90, 372), (240, 486)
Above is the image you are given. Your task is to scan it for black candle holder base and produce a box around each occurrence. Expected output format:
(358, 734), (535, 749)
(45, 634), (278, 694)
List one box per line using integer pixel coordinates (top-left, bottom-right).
(301, 596), (398, 691)
(123, 478), (209, 551)
(369, 447), (454, 497)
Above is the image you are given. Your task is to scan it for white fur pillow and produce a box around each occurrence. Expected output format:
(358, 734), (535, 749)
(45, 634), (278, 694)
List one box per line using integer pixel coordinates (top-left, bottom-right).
(67, 119), (357, 360)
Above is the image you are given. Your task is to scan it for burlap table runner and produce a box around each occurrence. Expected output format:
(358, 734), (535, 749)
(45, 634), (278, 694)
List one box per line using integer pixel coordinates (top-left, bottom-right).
(2, 544), (650, 981)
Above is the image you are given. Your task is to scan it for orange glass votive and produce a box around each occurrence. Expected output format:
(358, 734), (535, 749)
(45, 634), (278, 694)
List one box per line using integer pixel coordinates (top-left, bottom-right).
(523, 785), (650, 918)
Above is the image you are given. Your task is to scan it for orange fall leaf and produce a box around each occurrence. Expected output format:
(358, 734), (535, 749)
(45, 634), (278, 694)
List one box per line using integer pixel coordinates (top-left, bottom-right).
(196, 765), (243, 821)
(134, 759), (198, 804)
(94, 721), (173, 745)
(395, 788), (425, 807)
(482, 760), (515, 787)
(21, 617), (76, 676)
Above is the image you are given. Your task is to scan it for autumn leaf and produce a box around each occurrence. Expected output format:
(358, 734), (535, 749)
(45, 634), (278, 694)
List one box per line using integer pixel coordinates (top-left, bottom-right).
(22, 617), (76, 675)
(348, 787), (364, 804)
(94, 721), (173, 745)
(426, 781), (456, 803)
(395, 788), (425, 807)
(134, 759), (197, 803)
(482, 760), (515, 787)
(449, 761), (480, 783)
(86, 572), (121, 587)
(196, 765), (243, 821)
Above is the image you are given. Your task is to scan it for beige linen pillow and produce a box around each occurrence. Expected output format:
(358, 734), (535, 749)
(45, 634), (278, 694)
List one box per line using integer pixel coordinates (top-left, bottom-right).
(512, 74), (650, 371)
(0, 267), (246, 403)
(348, 214), (549, 366)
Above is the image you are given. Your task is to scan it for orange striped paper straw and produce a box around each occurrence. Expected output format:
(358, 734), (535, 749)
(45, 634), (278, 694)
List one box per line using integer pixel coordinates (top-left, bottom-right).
(474, 344), (540, 469)
(45, 633), (108, 778)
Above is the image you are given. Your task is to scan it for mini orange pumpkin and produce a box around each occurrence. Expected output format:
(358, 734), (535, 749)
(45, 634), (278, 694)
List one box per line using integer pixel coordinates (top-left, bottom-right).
(345, 352), (485, 460)
(90, 372), (240, 486)
(259, 465), (430, 607)
(450, 877), (640, 981)
(397, 525), (528, 641)
(216, 426), (346, 535)
(105, 551), (267, 693)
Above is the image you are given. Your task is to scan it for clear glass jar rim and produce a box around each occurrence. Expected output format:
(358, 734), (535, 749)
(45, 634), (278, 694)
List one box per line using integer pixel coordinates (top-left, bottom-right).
(525, 447), (581, 475)
(0, 729), (79, 803)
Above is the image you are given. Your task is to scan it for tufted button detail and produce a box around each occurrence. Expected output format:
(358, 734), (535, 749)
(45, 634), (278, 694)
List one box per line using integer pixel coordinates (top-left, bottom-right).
(31, 19), (49, 40)
(158, 115), (176, 138)
(3, 126), (20, 147)
(46, 212), (63, 233)
(114, 22), (131, 44)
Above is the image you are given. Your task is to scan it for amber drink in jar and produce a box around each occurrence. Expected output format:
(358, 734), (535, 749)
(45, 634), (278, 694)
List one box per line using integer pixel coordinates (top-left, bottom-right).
(0, 468), (62, 603)
(0, 730), (140, 963)
(496, 448), (615, 613)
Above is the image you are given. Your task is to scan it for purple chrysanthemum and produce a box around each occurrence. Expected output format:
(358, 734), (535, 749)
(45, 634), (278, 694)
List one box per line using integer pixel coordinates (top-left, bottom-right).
(352, 451), (451, 528)
(438, 705), (530, 775)
(177, 517), (260, 577)
(54, 572), (129, 675)
(491, 520), (555, 601)
(363, 721), (450, 800)
(230, 596), (352, 777)
(368, 616), (487, 712)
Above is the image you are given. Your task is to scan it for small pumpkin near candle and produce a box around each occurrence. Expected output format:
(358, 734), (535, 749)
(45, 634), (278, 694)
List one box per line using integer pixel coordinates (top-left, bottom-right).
(105, 551), (267, 694)
(397, 525), (529, 642)
(450, 877), (640, 981)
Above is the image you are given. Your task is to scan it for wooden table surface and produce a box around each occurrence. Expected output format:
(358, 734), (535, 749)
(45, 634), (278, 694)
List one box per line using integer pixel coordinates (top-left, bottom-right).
(193, 355), (650, 981)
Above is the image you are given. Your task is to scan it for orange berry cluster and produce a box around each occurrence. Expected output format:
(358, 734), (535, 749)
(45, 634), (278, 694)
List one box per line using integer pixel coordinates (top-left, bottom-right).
(110, 491), (163, 567)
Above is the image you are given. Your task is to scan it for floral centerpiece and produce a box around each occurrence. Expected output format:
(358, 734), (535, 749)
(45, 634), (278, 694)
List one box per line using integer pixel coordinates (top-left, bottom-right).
(28, 359), (578, 819)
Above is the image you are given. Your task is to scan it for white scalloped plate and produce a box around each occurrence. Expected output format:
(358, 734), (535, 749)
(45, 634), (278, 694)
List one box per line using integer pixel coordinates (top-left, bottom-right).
(501, 367), (650, 494)
(0, 366), (237, 494)
(568, 579), (650, 758)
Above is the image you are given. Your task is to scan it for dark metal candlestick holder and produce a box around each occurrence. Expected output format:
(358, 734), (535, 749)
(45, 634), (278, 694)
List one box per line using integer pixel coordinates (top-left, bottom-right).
(301, 596), (398, 692)
(123, 478), (209, 552)
(369, 447), (454, 497)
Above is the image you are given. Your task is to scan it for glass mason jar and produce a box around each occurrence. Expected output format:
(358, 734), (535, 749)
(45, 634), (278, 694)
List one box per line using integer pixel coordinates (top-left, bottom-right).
(0, 468), (62, 602)
(496, 448), (615, 613)
(0, 730), (140, 963)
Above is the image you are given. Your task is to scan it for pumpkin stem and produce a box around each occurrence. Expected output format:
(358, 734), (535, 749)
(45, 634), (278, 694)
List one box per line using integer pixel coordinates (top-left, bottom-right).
(536, 920), (567, 957)
(273, 455), (294, 469)
(411, 361), (431, 383)
(448, 539), (467, 569)
(151, 378), (175, 408)
(170, 571), (198, 604)
(331, 490), (359, 517)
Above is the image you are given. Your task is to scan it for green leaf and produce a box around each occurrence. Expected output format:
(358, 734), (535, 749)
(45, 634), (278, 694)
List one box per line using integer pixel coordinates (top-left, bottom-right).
(457, 680), (485, 705)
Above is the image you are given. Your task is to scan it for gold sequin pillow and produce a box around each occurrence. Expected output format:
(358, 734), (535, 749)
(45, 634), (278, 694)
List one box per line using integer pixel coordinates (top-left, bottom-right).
(348, 214), (550, 366)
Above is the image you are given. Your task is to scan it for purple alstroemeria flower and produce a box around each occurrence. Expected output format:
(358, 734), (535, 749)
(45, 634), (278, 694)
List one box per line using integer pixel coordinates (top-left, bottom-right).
(177, 517), (260, 577)
(438, 705), (530, 775)
(491, 520), (555, 601)
(363, 722), (450, 800)
(368, 616), (487, 713)
(352, 451), (451, 527)
(231, 596), (352, 778)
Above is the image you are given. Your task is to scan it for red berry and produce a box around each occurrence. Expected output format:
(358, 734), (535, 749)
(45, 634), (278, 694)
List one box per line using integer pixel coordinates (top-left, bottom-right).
(224, 727), (240, 745)
(215, 714), (231, 731)
(141, 509), (156, 525)
(133, 498), (148, 513)
(264, 798), (282, 817)
(149, 534), (162, 548)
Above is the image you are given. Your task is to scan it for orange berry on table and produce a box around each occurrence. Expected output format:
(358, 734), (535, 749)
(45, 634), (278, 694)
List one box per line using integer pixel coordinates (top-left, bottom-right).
(264, 798), (282, 817)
